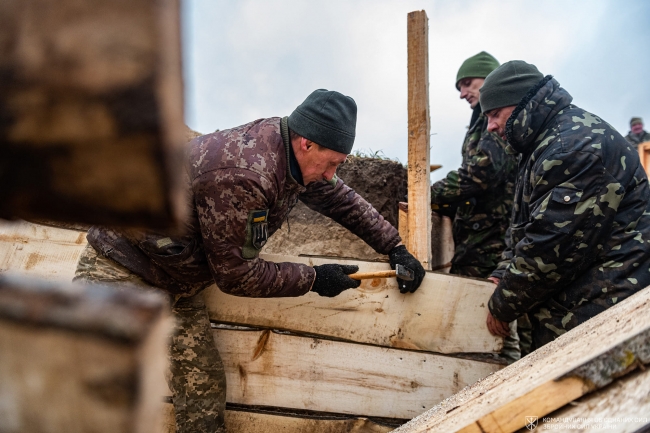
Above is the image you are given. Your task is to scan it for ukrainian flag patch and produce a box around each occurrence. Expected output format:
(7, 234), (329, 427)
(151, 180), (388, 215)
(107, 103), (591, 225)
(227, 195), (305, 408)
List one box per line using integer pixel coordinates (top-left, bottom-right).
(252, 210), (268, 223)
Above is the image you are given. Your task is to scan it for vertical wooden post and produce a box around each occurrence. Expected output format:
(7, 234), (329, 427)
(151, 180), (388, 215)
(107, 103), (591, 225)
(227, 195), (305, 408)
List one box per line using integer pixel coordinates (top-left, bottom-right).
(398, 202), (409, 250)
(407, 10), (432, 270)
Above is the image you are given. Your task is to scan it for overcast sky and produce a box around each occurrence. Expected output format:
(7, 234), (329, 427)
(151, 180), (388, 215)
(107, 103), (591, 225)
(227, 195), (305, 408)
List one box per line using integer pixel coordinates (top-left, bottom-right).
(181, 0), (650, 182)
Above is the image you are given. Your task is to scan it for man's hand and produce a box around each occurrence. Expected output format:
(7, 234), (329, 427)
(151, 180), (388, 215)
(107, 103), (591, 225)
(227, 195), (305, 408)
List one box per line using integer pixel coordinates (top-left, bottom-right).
(388, 245), (425, 294)
(486, 312), (511, 337)
(487, 276), (500, 285)
(311, 264), (361, 297)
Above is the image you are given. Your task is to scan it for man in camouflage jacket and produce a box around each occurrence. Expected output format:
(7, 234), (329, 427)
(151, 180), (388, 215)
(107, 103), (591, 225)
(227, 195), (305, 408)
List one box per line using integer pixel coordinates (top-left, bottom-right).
(625, 117), (650, 145)
(75, 89), (425, 433)
(481, 61), (650, 350)
(431, 51), (517, 278)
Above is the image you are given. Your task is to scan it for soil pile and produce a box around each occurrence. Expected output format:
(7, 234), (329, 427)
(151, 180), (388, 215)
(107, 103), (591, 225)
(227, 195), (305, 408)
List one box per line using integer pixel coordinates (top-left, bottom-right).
(262, 157), (406, 260)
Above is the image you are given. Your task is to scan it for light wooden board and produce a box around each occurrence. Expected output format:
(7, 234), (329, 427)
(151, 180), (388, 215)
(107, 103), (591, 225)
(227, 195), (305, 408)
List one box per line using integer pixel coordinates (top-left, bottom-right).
(0, 221), (504, 355)
(537, 368), (650, 432)
(0, 0), (186, 228)
(394, 286), (650, 433)
(206, 254), (502, 354)
(406, 10), (432, 270)
(0, 276), (170, 433)
(162, 404), (395, 433)
(210, 328), (501, 420)
(0, 220), (87, 282)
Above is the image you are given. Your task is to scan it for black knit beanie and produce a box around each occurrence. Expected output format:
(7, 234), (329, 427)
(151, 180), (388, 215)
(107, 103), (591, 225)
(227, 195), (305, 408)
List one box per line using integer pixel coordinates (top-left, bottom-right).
(288, 89), (357, 154)
(479, 60), (544, 113)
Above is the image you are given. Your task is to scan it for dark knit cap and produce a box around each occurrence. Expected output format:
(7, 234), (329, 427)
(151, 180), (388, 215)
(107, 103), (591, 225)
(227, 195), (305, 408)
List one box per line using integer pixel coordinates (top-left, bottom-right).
(455, 51), (500, 90)
(479, 60), (544, 113)
(288, 89), (357, 154)
(631, 117), (643, 126)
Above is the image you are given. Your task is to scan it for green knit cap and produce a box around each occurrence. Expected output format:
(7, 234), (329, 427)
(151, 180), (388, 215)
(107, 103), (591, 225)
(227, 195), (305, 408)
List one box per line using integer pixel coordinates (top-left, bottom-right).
(479, 60), (544, 113)
(455, 51), (500, 90)
(630, 117), (643, 126)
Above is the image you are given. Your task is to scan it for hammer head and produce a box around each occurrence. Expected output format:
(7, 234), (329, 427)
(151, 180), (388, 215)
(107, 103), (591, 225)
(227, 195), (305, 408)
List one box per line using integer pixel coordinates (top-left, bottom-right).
(395, 264), (414, 281)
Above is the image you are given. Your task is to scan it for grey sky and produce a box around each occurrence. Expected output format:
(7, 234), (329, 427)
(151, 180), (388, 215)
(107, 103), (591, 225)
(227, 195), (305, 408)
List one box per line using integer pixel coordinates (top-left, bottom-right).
(182, 0), (650, 182)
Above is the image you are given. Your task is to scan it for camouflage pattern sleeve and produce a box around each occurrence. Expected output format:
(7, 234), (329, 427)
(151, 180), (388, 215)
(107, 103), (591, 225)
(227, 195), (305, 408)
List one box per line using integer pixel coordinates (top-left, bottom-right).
(300, 177), (401, 255)
(489, 151), (620, 322)
(431, 130), (509, 204)
(193, 168), (315, 298)
(490, 224), (513, 280)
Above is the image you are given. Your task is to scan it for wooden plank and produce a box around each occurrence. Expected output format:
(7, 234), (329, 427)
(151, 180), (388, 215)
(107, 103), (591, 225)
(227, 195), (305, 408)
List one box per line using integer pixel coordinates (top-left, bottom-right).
(430, 213), (453, 273)
(398, 202), (409, 250)
(394, 286), (650, 433)
(0, 220), (87, 281)
(0, 275), (171, 433)
(0, 221), (503, 354)
(209, 328), (501, 420)
(162, 403), (395, 433)
(406, 10), (432, 270)
(638, 141), (650, 177)
(537, 368), (650, 432)
(206, 253), (503, 354)
(0, 0), (186, 228)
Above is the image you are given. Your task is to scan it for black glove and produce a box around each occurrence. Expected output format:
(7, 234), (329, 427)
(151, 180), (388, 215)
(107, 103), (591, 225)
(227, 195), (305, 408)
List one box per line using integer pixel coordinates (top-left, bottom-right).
(311, 264), (361, 297)
(388, 245), (426, 294)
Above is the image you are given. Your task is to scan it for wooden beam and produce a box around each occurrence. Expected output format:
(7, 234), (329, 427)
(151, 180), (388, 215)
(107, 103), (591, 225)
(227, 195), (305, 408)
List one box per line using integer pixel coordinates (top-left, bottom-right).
(162, 404), (396, 433)
(0, 275), (171, 433)
(430, 213), (454, 273)
(209, 327), (501, 420)
(0, 222), (503, 354)
(398, 202), (409, 250)
(0, 0), (186, 229)
(406, 10), (432, 270)
(206, 253), (503, 354)
(394, 286), (650, 433)
(537, 368), (650, 432)
(637, 141), (650, 177)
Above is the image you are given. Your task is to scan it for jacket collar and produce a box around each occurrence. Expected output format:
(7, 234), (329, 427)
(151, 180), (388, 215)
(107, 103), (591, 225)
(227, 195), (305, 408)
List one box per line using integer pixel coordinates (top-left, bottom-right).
(505, 76), (573, 155)
(281, 116), (305, 188)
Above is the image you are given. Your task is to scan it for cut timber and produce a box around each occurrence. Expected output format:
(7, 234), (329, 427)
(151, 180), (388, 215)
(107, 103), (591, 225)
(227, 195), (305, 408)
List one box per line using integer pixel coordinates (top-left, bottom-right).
(394, 286), (650, 433)
(430, 212), (453, 273)
(406, 10), (432, 270)
(0, 274), (171, 433)
(206, 253), (503, 354)
(162, 404), (395, 433)
(210, 327), (501, 419)
(637, 141), (650, 177)
(0, 220), (87, 281)
(0, 221), (503, 354)
(0, 0), (186, 229)
(398, 202), (409, 250)
(537, 368), (650, 432)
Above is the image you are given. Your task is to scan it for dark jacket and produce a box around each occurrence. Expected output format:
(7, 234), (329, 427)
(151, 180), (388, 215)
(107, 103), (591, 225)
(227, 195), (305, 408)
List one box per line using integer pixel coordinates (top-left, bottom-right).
(489, 76), (650, 348)
(625, 130), (650, 146)
(88, 117), (400, 297)
(430, 106), (517, 274)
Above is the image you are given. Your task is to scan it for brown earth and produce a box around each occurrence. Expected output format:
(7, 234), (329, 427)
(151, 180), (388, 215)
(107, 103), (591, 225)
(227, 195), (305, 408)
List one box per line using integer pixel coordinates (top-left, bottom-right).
(262, 157), (407, 261)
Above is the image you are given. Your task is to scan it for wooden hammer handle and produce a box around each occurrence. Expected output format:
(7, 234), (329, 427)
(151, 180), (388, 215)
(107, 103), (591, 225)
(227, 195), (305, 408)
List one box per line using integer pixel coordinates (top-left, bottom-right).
(348, 270), (396, 280)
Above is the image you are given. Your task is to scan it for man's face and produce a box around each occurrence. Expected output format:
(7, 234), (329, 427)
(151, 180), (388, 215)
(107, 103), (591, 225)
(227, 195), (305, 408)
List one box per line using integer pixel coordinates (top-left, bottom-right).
(632, 123), (644, 134)
(486, 106), (517, 140)
(299, 139), (348, 185)
(458, 77), (485, 109)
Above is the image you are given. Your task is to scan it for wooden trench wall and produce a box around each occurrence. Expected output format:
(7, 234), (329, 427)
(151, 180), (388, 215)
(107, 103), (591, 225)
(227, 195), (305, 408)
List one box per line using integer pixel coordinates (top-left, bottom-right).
(0, 220), (504, 432)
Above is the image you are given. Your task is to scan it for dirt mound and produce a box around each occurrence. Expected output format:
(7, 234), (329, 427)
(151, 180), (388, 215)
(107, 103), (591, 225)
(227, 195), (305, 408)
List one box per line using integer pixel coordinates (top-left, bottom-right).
(262, 157), (406, 260)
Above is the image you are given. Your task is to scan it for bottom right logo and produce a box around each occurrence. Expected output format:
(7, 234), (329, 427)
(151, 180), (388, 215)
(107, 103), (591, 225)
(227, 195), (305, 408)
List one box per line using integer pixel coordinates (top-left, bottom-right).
(525, 416), (538, 430)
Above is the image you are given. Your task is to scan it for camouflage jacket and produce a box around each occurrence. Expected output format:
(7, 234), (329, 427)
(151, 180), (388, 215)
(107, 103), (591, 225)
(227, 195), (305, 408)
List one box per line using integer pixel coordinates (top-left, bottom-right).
(489, 76), (650, 348)
(625, 130), (650, 145)
(88, 117), (400, 297)
(430, 106), (517, 270)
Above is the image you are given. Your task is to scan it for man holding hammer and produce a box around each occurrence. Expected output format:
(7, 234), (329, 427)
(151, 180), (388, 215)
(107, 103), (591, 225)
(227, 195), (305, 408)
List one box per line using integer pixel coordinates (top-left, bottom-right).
(74, 89), (425, 433)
